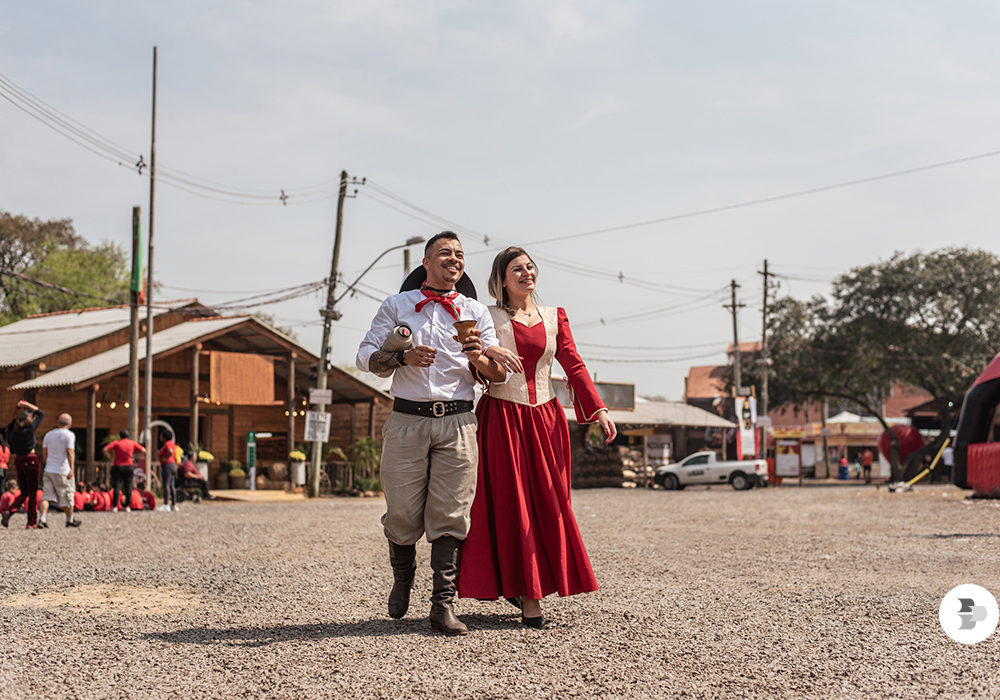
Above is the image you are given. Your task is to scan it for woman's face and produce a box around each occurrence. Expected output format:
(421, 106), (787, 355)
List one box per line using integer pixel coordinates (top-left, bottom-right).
(503, 254), (536, 297)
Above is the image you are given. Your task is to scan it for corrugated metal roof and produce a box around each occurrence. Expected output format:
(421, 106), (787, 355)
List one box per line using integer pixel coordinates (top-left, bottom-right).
(10, 317), (246, 390)
(565, 398), (735, 428)
(0, 301), (195, 369)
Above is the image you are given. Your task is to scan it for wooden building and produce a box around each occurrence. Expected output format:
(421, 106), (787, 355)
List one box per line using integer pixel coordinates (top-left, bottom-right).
(1, 303), (390, 486)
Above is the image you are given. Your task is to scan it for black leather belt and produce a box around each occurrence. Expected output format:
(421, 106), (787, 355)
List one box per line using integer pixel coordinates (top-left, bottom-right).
(393, 398), (473, 418)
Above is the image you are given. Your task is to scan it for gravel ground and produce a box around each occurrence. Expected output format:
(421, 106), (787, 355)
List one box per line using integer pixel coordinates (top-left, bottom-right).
(2, 483), (1000, 699)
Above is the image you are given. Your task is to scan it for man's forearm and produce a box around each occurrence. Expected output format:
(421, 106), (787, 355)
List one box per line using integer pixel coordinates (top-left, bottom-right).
(368, 350), (403, 374)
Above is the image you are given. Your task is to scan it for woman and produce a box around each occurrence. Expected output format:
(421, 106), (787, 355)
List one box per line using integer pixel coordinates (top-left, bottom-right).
(102, 429), (146, 513)
(158, 432), (178, 511)
(457, 247), (617, 627)
(2, 400), (46, 529)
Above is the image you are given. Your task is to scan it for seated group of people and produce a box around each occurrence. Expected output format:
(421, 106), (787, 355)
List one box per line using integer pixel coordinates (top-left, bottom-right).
(74, 481), (157, 512)
(0, 480), (157, 514)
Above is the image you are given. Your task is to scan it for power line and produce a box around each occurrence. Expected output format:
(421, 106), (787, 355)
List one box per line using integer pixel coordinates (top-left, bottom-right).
(573, 292), (728, 329)
(575, 339), (732, 351)
(160, 282), (314, 295)
(584, 350), (725, 364)
(0, 266), (122, 305)
(523, 148), (1000, 247)
(0, 70), (342, 206)
(363, 179), (722, 298)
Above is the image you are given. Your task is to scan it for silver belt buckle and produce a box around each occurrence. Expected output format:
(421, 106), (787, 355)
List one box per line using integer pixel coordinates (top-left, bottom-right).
(431, 401), (446, 417)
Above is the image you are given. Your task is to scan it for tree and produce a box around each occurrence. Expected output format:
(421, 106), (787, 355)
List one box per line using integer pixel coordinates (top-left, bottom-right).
(828, 248), (1000, 479)
(748, 296), (906, 479)
(0, 211), (129, 324)
(751, 247), (1000, 481)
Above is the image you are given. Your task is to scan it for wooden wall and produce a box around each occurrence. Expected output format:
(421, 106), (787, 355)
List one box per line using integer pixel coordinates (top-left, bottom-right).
(1, 358), (391, 483)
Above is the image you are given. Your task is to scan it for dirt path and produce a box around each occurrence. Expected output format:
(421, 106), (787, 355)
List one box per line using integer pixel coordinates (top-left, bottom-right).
(1, 484), (998, 699)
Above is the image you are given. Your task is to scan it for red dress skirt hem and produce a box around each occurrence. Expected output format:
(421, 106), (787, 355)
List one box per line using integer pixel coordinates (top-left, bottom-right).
(457, 395), (598, 600)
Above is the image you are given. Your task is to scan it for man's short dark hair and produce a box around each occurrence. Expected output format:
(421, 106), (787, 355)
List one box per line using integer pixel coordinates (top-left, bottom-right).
(424, 231), (460, 256)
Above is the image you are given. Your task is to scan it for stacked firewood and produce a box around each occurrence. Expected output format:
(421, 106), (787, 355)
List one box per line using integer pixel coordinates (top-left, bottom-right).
(573, 445), (645, 489)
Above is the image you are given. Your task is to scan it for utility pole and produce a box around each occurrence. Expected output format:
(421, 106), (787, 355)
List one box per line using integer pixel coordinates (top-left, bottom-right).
(403, 248), (411, 277)
(128, 206), (141, 439)
(723, 279), (746, 395)
(759, 260), (771, 416)
(144, 46), (157, 466)
(310, 170), (365, 497)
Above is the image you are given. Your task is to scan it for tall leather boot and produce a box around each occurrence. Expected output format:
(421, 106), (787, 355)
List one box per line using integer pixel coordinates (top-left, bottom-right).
(387, 541), (417, 619)
(428, 535), (468, 636)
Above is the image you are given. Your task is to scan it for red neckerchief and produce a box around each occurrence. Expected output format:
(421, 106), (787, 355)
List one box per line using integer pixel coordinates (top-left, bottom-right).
(415, 285), (460, 320)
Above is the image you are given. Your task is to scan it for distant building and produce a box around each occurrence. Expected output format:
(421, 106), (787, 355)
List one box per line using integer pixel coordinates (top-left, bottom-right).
(0, 302), (389, 488)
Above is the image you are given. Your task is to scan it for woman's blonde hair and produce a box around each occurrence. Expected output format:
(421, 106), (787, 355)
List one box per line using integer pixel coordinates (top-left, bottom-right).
(488, 247), (539, 314)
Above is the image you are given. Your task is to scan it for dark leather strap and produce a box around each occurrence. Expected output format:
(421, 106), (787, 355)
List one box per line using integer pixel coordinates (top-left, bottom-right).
(393, 398), (473, 418)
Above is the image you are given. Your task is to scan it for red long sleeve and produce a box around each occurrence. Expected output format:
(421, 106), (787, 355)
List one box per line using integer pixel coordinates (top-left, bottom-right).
(555, 308), (605, 423)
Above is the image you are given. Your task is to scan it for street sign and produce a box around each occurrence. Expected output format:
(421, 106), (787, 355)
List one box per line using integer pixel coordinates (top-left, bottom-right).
(304, 411), (332, 442)
(309, 388), (333, 405)
(757, 416), (773, 428)
(245, 431), (257, 491)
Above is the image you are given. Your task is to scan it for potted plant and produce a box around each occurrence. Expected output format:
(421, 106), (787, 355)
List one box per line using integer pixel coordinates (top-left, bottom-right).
(289, 450), (307, 486)
(228, 461), (247, 489)
(215, 460), (232, 490)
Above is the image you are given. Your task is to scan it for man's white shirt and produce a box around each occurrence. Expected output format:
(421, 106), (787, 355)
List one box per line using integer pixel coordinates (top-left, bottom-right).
(43, 428), (75, 476)
(357, 290), (498, 402)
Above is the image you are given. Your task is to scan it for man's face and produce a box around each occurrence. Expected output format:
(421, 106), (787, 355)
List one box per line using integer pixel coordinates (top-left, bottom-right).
(423, 237), (465, 289)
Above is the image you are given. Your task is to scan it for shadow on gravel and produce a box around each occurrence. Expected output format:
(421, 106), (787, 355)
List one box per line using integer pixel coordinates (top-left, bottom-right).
(145, 613), (523, 647)
(926, 533), (1000, 539)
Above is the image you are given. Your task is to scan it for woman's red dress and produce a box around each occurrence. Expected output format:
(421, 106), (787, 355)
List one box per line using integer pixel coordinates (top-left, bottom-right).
(458, 309), (601, 600)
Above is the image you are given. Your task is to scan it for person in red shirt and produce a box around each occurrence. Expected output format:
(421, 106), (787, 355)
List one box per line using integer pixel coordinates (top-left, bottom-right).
(158, 433), (178, 511)
(861, 448), (875, 484)
(138, 484), (156, 511)
(90, 487), (111, 512)
(179, 456), (213, 500)
(0, 480), (19, 513)
(0, 432), (9, 490)
(73, 482), (88, 512)
(102, 429), (146, 513)
(128, 488), (144, 511)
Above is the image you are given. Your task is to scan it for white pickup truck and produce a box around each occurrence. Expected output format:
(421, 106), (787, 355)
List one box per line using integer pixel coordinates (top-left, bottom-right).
(653, 451), (768, 490)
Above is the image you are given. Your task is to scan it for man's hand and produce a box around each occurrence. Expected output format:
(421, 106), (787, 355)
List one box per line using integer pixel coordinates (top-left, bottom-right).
(368, 345), (437, 374)
(453, 328), (484, 361)
(404, 345), (438, 368)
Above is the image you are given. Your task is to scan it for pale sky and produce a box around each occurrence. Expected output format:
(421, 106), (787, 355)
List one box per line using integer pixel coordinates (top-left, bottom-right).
(3, 1), (1000, 399)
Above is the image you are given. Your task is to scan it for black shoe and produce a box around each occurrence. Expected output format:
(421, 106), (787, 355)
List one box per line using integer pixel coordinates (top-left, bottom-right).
(65, 519), (82, 528)
(522, 614), (547, 629)
(1, 511), (8, 528)
(38, 520), (49, 529)
(505, 597), (523, 610)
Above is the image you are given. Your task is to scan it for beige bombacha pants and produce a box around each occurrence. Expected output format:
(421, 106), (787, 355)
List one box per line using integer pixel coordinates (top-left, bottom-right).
(379, 410), (478, 545)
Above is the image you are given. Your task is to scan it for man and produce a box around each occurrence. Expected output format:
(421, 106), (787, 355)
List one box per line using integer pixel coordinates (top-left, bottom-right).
(942, 444), (955, 482)
(40, 413), (82, 528)
(356, 231), (506, 636)
(861, 448), (874, 484)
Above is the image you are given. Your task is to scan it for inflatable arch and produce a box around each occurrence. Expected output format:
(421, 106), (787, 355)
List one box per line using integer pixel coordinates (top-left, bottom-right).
(953, 352), (1000, 491)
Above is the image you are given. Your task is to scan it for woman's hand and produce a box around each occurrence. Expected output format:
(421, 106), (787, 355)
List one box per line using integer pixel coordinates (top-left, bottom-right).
(598, 410), (617, 445)
(485, 345), (524, 374)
